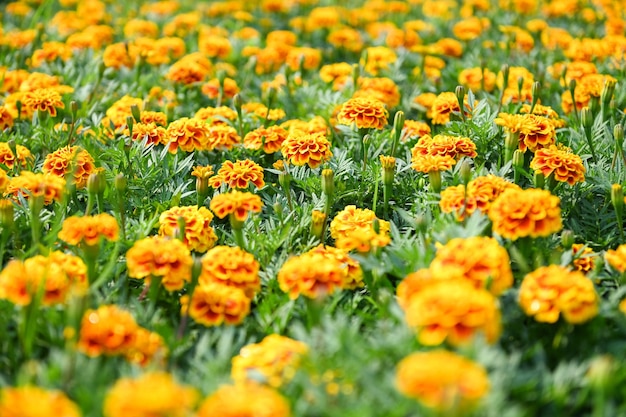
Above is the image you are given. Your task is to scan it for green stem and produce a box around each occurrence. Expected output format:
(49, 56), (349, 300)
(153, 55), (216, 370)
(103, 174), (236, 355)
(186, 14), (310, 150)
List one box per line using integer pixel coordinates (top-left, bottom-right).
(29, 195), (44, 251)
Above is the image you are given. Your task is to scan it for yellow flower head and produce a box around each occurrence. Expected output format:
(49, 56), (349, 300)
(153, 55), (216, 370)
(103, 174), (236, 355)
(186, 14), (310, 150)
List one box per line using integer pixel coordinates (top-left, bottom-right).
(78, 305), (139, 357)
(605, 244), (626, 273)
(6, 171), (66, 205)
(244, 125), (289, 154)
(158, 205), (217, 253)
(58, 213), (119, 246)
(200, 246), (260, 298)
(530, 145), (586, 185)
(411, 154), (456, 173)
(277, 252), (345, 300)
(181, 282), (251, 326)
(42, 146), (98, 189)
(337, 97), (389, 130)
(22, 87), (65, 117)
(197, 383), (291, 417)
(281, 132), (333, 169)
(210, 159), (265, 190)
(411, 134), (477, 161)
(307, 244), (363, 289)
(210, 190), (263, 222)
(0, 386), (81, 417)
(572, 243), (596, 274)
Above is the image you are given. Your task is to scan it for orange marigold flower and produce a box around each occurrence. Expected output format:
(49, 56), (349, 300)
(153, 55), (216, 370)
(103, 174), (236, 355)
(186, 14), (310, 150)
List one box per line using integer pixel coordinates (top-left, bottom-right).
(307, 244), (363, 289)
(401, 120), (431, 142)
(411, 134), (477, 160)
(58, 213), (119, 246)
(22, 87), (65, 117)
(78, 305), (139, 357)
(362, 46), (397, 75)
(209, 190), (263, 222)
(181, 282), (251, 326)
(199, 246), (260, 298)
(202, 77), (240, 100)
(191, 165), (214, 180)
(354, 77), (401, 109)
(166, 58), (210, 84)
(488, 188), (562, 240)
(411, 154), (456, 173)
(519, 103), (565, 128)
(401, 278), (501, 346)
(519, 265), (599, 324)
(396, 269), (434, 311)
(6, 171), (66, 205)
(605, 244), (626, 273)
(458, 67), (497, 92)
(124, 328), (168, 367)
(281, 132), (332, 169)
(330, 205), (390, 241)
(430, 237), (513, 296)
(42, 146), (98, 188)
(0, 386), (82, 417)
(103, 372), (198, 417)
(530, 145), (586, 185)
(210, 159), (265, 190)
(126, 236), (193, 291)
(0, 106), (14, 130)
(158, 205), (217, 253)
(194, 106), (237, 125)
(396, 350), (489, 411)
(231, 334), (308, 387)
(495, 113), (556, 153)
(197, 383), (291, 417)
(430, 91), (468, 125)
(165, 117), (210, 153)
(335, 227), (391, 253)
(277, 252), (345, 300)
(572, 244), (596, 274)
(124, 122), (167, 146)
(337, 97), (389, 130)
(244, 125), (289, 154)
(206, 124), (241, 151)
(0, 143), (33, 168)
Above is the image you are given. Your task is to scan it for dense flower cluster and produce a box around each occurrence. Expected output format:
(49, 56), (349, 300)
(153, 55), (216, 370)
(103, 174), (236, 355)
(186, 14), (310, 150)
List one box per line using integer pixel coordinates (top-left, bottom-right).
(158, 205), (217, 252)
(6, 171), (66, 205)
(243, 125), (289, 154)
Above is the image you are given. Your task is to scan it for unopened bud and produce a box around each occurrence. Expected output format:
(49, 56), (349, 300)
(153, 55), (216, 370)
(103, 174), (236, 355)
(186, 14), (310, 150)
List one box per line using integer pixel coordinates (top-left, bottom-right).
(534, 171), (545, 189)
(352, 63), (360, 89)
(233, 94), (243, 112)
(459, 158), (472, 184)
(0, 199), (14, 230)
(70, 101), (78, 118)
(125, 115), (134, 137)
(561, 229), (574, 249)
(614, 124), (624, 146)
(500, 64), (510, 89)
(130, 104), (141, 123)
(428, 170), (442, 193)
(322, 168), (334, 197)
(380, 155), (396, 185)
(601, 80), (616, 107)
(115, 173), (127, 193)
(455, 85), (466, 111)
(531, 81), (540, 102)
(273, 201), (283, 216)
(611, 184), (624, 218)
(310, 210), (326, 241)
(512, 149), (525, 170)
(581, 107), (593, 130)
(414, 213), (429, 234)
(87, 171), (106, 196)
(587, 355), (614, 389)
(279, 171), (291, 192)
(393, 111), (405, 142)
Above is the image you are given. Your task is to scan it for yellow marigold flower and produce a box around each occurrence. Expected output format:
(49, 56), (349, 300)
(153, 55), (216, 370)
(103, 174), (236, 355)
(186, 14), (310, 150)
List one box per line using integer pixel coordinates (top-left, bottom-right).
(166, 58), (210, 85)
(124, 328), (168, 367)
(126, 236), (193, 292)
(439, 175), (520, 220)
(430, 237), (513, 296)
(411, 134), (477, 161)
(194, 106), (237, 124)
(488, 188), (562, 240)
(124, 122), (167, 146)
(158, 205), (217, 253)
(6, 171), (66, 205)
(307, 244), (363, 289)
(0, 386), (81, 417)
(281, 132), (332, 169)
(396, 350), (489, 411)
(277, 252), (345, 299)
(605, 244), (626, 273)
(206, 124), (241, 151)
(458, 67), (497, 92)
(210, 159), (265, 190)
(519, 103), (566, 128)
(411, 154), (456, 173)
(354, 77), (401, 109)
(244, 125), (289, 154)
(42, 146), (98, 188)
(78, 305), (139, 357)
(530, 145), (586, 185)
(231, 334), (308, 387)
(282, 116), (329, 137)
(335, 227), (391, 253)
(495, 113), (556, 153)
(197, 383), (291, 417)
(22, 87), (65, 117)
(396, 269), (434, 311)
(401, 120), (431, 142)
(430, 91), (466, 125)
(0, 106), (15, 130)
(401, 278), (501, 346)
(103, 372), (198, 417)
(164, 117), (210, 153)
(210, 190), (263, 222)
(519, 265), (599, 324)
(572, 244), (596, 274)
(362, 46), (397, 75)
(191, 165), (214, 180)
(199, 246), (260, 298)
(330, 205), (390, 241)
(202, 77), (239, 100)
(337, 97), (389, 130)
(181, 282), (251, 326)
(327, 28), (364, 53)
(58, 213), (119, 246)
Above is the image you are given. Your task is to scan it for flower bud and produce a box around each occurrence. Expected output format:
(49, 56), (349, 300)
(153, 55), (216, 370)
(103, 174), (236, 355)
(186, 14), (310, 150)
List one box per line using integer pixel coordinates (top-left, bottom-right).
(273, 201), (283, 216)
(352, 63), (360, 89)
(428, 170), (442, 193)
(87, 171), (106, 196)
(279, 171), (291, 192)
(581, 107), (593, 130)
(601, 80), (616, 107)
(380, 155), (396, 186)
(16, 100), (22, 119)
(455, 85), (465, 112)
(393, 110), (405, 142)
(512, 149), (525, 171)
(233, 93), (243, 113)
(611, 183), (624, 218)
(126, 115), (134, 137)
(322, 169), (334, 197)
(561, 229), (574, 249)
(130, 104), (142, 123)
(533, 171), (545, 189)
(0, 199), (14, 230)
(459, 158), (472, 184)
(414, 213), (429, 234)
(310, 210), (326, 241)
(500, 64), (510, 91)
(614, 124), (624, 146)
(70, 101), (79, 119)
(115, 173), (127, 193)
(587, 355), (614, 389)
(531, 81), (540, 104)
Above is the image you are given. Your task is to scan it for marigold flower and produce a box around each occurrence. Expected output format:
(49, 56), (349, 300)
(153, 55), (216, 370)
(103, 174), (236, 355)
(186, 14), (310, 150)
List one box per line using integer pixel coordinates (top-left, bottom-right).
(337, 97), (389, 130)
(330, 205), (390, 241)
(124, 122), (167, 146)
(335, 227), (391, 253)
(0, 386), (81, 417)
(354, 77), (401, 108)
(430, 237), (513, 296)
(362, 46), (397, 75)
(488, 188), (562, 240)
(0, 106), (14, 131)
(164, 117), (210, 153)
(124, 328), (168, 367)
(396, 269), (434, 311)
(519, 265), (599, 324)
(166, 58), (209, 85)
(530, 145), (586, 185)
(42, 146), (98, 188)
(411, 154), (456, 173)
(126, 236), (193, 291)
(244, 125), (289, 154)
(21, 87), (65, 117)
(277, 252), (345, 299)
(307, 244), (363, 289)
(572, 244), (596, 274)
(58, 213), (119, 247)
(495, 113), (556, 153)
(210, 190), (263, 222)
(401, 120), (431, 142)
(210, 159), (265, 190)
(0, 143), (31, 168)
(199, 246), (260, 298)
(194, 106), (237, 124)
(197, 383), (292, 417)
(396, 350), (489, 411)
(158, 205), (217, 253)
(430, 91), (468, 125)
(103, 372), (198, 417)
(281, 132), (332, 169)
(411, 134), (477, 161)
(206, 124), (241, 151)
(6, 171), (66, 205)
(605, 244), (626, 273)
(181, 282), (251, 326)
(458, 67), (497, 93)
(78, 305), (139, 357)
(232, 334), (308, 387)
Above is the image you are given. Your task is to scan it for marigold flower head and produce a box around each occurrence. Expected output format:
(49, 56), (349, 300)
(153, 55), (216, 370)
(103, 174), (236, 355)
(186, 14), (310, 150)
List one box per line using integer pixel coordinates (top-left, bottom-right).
(330, 205), (390, 241)
(362, 46), (397, 75)
(277, 252), (345, 300)
(0, 106), (14, 131)
(58, 213), (119, 247)
(495, 113), (556, 152)
(337, 97), (389, 130)
(181, 282), (251, 326)
(354, 77), (401, 108)
(458, 67), (497, 92)
(0, 143), (32, 169)
(430, 91), (469, 125)
(232, 334), (308, 387)
(191, 165), (214, 180)
(519, 265), (599, 324)
(165, 117), (210, 153)
(206, 124), (241, 151)
(42, 146), (98, 189)
(22, 87), (65, 117)
(411, 134), (477, 161)
(430, 237), (513, 296)
(605, 244), (626, 273)
(401, 120), (431, 142)
(158, 205), (217, 253)
(335, 227), (391, 253)
(281, 132), (332, 169)
(0, 386), (82, 417)
(488, 188), (562, 240)
(124, 122), (167, 146)
(530, 145), (585, 185)
(307, 244), (363, 289)
(197, 383), (292, 417)
(396, 350), (489, 411)
(411, 154), (456, 173)
(243, 125), (289, 154)
(126, 236), (193, 292)
(103, 372), (198, 417)
(572, 244), (596, 274)
(194, 106), (237, 125)
(6, 171), (66, 205)
(166, 58), (210, 85)
(124, 328), (168, 367)
(210, 190), (263, 222)
(78, 305), (139, 357)
(210, 159), (265, 190)
(199, 246), (260, 298)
